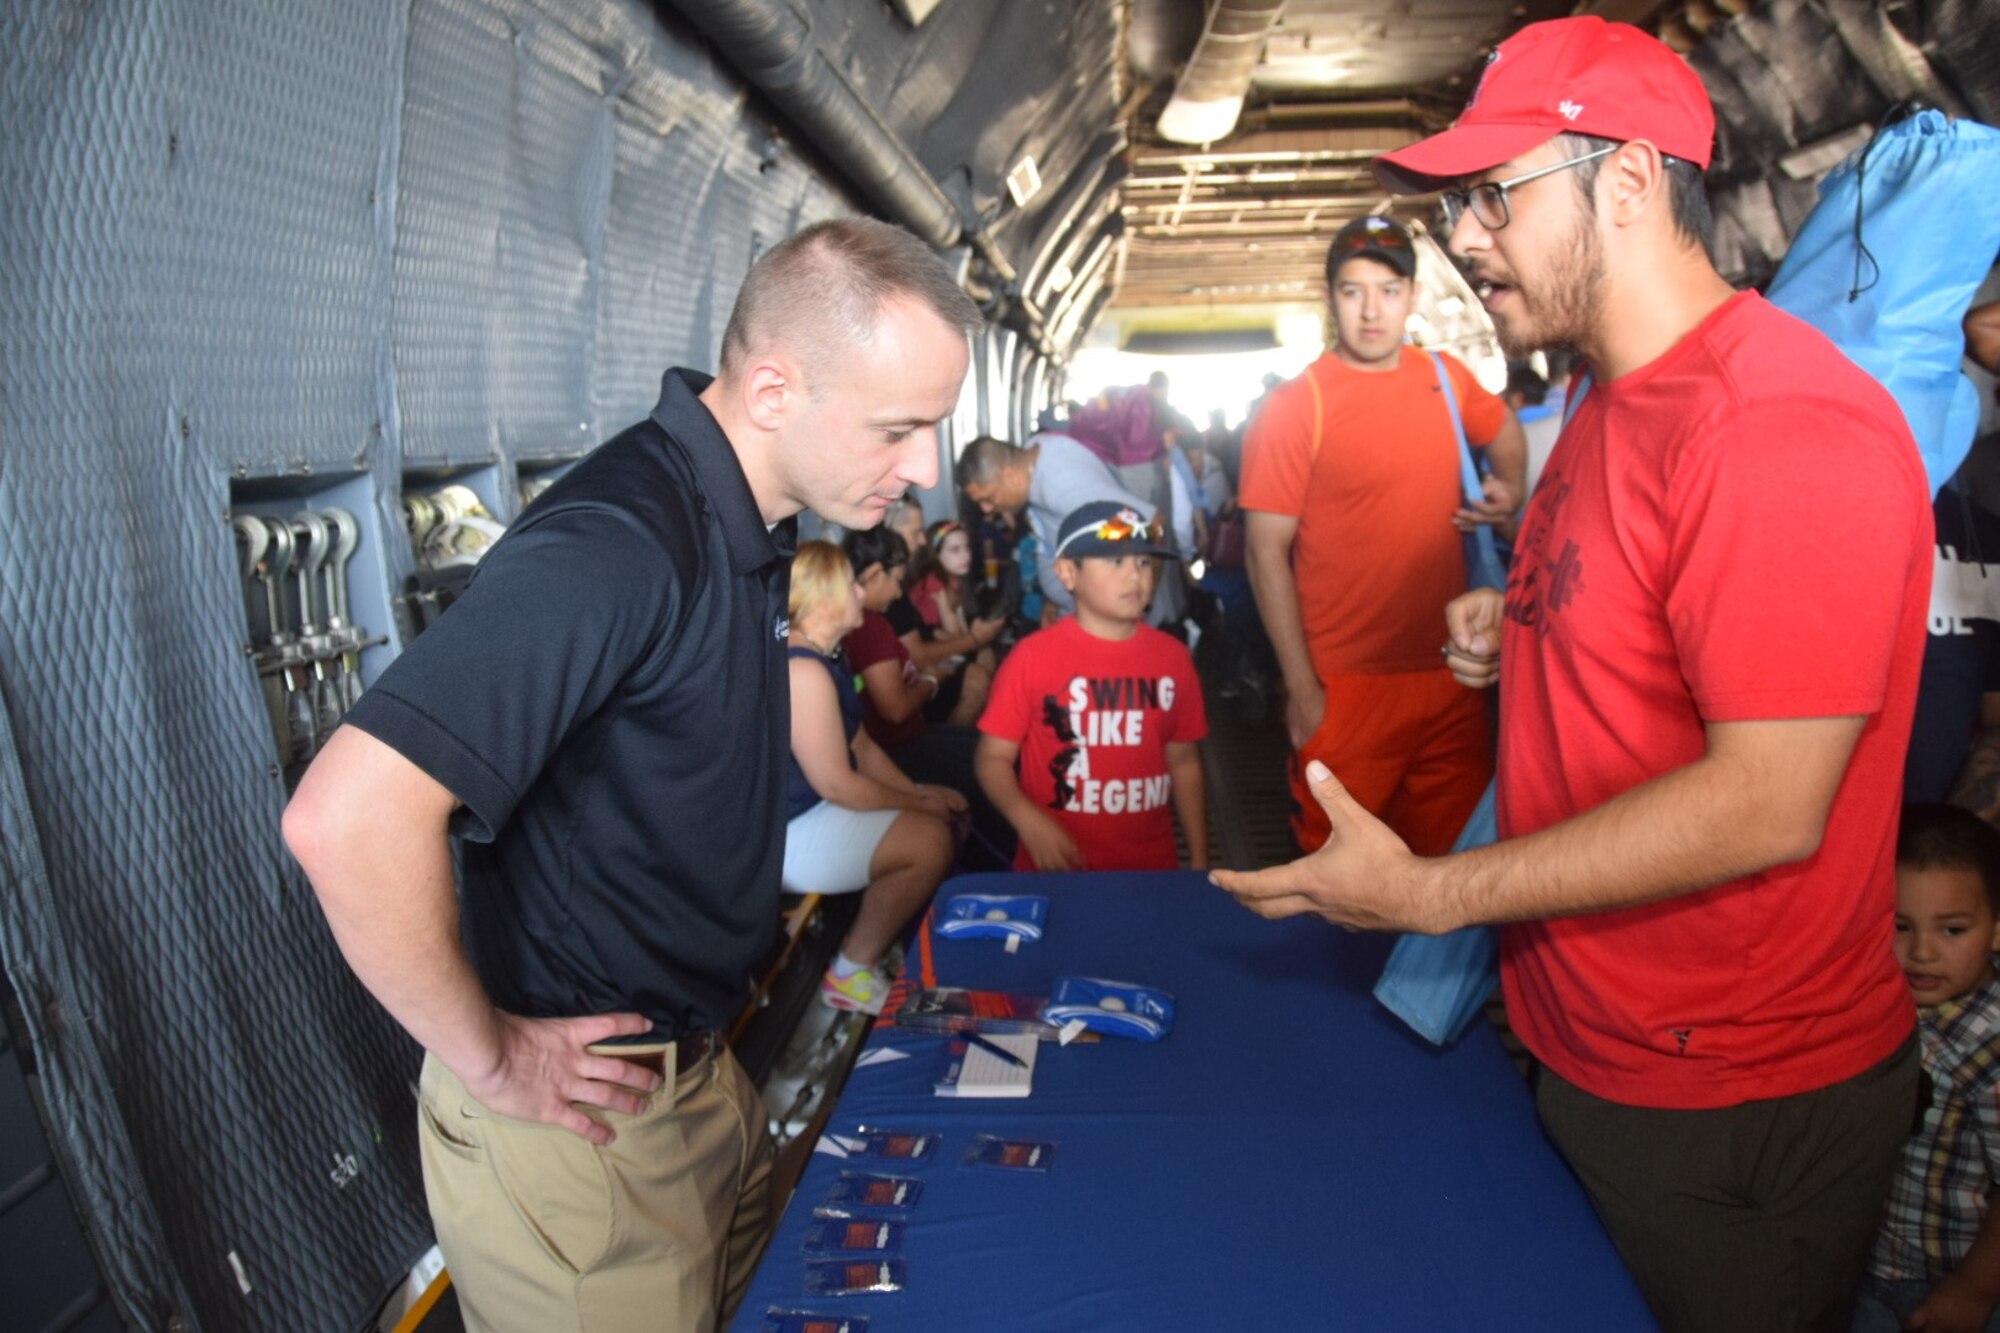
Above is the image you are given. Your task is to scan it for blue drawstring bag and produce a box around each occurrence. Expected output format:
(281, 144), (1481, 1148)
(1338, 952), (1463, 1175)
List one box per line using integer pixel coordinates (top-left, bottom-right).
(1765, 109), (2000, 498)
(1428, 351), (1509, 592)
(1373, 781), (1500, 1046)
(1368, 362), (1504, 1047)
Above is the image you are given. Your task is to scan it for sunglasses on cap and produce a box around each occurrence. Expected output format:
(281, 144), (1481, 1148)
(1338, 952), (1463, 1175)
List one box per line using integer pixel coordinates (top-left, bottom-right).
(1334, 221), (1412, 251)
(1056, 510), (1165, 557)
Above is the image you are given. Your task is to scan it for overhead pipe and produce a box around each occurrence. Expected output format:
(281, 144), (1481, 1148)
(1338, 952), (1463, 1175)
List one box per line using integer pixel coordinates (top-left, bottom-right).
(1156, 0), (1287, 145)
(665, 0), (1060, 355)
(663, 0), (962, 248)
(1021, 133), (1129, 296)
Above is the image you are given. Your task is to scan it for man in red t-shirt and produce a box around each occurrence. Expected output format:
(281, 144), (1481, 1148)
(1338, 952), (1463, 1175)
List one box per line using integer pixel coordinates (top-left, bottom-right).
(1241, 215), (1525, 856)
(1215, 19), (1930, 1332)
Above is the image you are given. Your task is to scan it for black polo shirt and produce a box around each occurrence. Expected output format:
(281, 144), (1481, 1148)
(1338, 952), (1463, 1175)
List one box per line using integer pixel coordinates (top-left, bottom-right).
(344, 370), (795, 1034)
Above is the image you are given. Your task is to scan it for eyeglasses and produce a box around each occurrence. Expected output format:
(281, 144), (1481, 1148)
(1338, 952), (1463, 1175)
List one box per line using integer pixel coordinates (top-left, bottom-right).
(1440, 145), (1618, 233)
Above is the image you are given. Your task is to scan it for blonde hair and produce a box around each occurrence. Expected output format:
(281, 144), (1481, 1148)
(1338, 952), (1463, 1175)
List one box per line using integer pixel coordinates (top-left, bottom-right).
(789, 541), (854, 622)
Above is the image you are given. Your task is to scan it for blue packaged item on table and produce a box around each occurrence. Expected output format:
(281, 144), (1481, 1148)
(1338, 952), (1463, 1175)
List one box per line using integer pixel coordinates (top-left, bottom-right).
(761, 1311), (869, 1333)
(935, 893), (1048, 942)
(815, 1171), (923, 1218)
(802, 1258), (906, 1298)
(803, 1218), (905, 1256)
(1041, 976), (1174, 1041)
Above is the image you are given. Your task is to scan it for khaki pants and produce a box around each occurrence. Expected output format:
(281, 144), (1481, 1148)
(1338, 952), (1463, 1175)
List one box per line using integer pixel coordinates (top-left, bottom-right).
(417, 1046), (774, 1333)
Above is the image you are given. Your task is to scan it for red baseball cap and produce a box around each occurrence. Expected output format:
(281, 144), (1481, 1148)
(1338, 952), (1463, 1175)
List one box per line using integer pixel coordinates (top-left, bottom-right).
(1374, 17), (1714, 195)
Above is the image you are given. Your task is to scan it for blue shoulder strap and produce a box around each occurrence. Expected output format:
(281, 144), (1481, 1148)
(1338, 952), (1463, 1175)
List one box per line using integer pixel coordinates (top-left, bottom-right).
(1427, 351), (1507, 591)
(1561, 371), (1591, 427)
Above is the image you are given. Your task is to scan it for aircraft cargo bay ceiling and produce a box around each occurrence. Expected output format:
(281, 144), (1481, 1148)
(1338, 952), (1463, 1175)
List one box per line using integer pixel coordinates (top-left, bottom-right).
(1114, 0), (2000, 313)
(698, 0), (1999, 355)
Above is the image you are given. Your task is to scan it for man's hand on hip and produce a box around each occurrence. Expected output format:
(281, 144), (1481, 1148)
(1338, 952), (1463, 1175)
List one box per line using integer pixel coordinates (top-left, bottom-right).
(460, 1010), (660, 1145)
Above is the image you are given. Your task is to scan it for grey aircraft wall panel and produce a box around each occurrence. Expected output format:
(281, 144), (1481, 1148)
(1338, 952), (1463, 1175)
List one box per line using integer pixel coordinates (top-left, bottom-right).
(0, 0), (891, 1330)
(396, 0), (863, 468)
(587, 11), (860, 426)
(4, 2), (432, 1331)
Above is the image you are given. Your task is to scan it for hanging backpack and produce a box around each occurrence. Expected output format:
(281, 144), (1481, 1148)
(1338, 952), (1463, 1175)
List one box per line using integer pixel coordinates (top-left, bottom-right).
(1765, 107), (2000, 496)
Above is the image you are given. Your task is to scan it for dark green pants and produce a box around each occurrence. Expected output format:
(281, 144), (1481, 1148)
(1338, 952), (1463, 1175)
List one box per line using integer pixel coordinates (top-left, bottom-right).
(1536, 1037), (1918, 1333)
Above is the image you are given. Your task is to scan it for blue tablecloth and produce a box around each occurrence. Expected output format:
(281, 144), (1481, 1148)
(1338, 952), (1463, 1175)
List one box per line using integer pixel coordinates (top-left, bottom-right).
(736, 871), (1654, 1331)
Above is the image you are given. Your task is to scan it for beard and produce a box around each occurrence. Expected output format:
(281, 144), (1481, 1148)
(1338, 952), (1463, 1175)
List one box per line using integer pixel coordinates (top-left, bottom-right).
(1488, 213), (1604, 358)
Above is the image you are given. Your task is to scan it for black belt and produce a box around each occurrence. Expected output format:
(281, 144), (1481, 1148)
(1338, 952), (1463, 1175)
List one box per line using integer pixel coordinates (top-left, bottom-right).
(606, 1031), (723, 1080)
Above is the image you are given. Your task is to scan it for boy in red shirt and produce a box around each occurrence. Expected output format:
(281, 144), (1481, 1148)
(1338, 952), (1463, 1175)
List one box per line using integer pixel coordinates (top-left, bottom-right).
(977, 503), (1208, 872)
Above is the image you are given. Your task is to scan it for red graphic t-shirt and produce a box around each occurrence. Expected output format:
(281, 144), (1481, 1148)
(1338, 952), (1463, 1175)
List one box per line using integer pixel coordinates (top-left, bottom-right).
(1498, 292), (1930, 1110)
(979, 617), (1207, 871)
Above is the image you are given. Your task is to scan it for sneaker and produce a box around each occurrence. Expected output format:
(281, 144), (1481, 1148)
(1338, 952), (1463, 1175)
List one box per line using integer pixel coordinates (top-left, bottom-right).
(820, 964), (890, 1015)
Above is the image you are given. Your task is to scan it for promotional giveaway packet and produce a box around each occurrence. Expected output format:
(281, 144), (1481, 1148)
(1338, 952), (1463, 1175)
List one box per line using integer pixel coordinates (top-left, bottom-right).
(894, 987), (1055, 1037)
(1041, 976), (1175, 1041)
(802, 1219), (905, 1257)
(963, 1133), (1059, 1172)
(802, 1259), (906, 1298)
(934, 893), (1049, 942)
(760, 1311), (869, 1333)
(842, 1126), (940, 1164)
(814, 1172), (924, 1219)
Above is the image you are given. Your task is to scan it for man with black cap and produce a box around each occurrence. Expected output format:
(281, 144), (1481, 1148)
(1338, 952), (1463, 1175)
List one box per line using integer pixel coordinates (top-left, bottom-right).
(1217, 17), (1931, 1332)
(1240, 213), (1526, 861)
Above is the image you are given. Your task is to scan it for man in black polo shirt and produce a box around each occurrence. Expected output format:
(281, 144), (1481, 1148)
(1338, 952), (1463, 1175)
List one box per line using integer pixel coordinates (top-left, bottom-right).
(284, 218), (980, 1333)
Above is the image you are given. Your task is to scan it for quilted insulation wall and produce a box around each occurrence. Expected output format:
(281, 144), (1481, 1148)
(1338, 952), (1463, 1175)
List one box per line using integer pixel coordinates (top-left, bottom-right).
(0, 1), (863, 1329)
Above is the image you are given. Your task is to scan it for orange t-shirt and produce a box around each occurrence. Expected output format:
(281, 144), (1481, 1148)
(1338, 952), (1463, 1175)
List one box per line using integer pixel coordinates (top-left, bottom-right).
(1240, 346), (1506, 676)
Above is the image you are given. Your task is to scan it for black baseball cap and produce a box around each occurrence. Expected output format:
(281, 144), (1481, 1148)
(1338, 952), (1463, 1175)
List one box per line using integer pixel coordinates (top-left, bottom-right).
(1326, 215), (1417, 283)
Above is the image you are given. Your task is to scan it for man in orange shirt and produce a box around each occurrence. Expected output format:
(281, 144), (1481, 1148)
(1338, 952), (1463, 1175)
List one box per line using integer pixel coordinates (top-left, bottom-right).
(1241, 216), (1525, 854)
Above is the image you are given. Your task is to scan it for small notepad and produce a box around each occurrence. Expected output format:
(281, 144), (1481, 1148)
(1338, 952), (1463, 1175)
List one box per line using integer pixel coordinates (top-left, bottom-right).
(933, 1033), (1038, 1098)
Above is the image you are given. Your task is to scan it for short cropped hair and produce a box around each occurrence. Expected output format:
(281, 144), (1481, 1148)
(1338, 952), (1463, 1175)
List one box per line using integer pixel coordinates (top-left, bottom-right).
(719, 217), (983, 392)
(841, 525), (910, 579)
(1556, 132), (1713, 258)
(789, 540), (855, 622)
(954, 434), (1024, 490)
(1898, 803), (2000, 913)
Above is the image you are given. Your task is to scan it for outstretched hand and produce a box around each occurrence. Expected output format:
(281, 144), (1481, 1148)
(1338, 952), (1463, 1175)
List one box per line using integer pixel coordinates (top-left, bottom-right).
(458, 1010), (661, 1145)
(1211, 760), (1446, 934)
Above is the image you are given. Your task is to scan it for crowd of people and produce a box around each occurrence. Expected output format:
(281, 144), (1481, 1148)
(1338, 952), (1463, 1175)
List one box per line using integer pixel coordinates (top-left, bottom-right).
(278, 13), (2000, 1333)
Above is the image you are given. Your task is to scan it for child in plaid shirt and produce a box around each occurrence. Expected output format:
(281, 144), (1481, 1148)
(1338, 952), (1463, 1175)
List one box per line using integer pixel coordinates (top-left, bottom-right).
(1859, 805), (2000, 1333)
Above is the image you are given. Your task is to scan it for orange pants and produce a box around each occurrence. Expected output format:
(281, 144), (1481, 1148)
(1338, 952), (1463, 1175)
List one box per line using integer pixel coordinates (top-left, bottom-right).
(1290, 669), (1492, 857)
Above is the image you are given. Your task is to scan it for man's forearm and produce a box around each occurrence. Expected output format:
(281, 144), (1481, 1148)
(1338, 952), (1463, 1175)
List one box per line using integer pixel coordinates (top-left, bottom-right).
(975, 745), (1043, 829)
(1170, 751), (1208, 868)
(285, 738), (503, 1077)
(1246, 538), (1315, 692)
(1416, 727), (1855, 933)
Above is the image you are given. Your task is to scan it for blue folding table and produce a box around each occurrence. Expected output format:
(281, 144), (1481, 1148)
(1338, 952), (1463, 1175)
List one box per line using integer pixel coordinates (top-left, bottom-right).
(736, 870), (1655, 1331)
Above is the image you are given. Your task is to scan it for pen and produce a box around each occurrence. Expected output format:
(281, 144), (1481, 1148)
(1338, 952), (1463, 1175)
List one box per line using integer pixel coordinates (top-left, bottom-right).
(963, 1032), (1028, 1068)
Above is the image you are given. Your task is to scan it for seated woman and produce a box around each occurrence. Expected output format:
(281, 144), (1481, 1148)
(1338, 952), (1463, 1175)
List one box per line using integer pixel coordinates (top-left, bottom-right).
(841, 527), (1015, 870)
(898, 519), (1002, 727)
(785, 541), (962, 1014)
